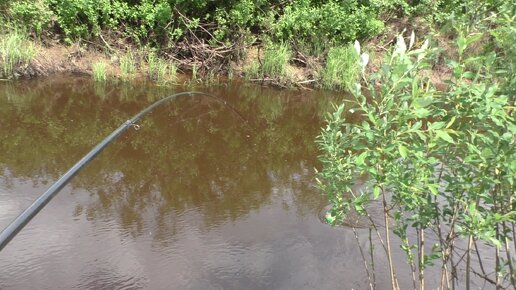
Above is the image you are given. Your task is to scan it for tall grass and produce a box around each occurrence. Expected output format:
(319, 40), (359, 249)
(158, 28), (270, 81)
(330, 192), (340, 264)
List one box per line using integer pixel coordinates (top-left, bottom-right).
(191, 63), (198, 80)
(245, 43), (291, 79)
(120, 52), (136, 81)
(147, 52), (177, 85)
(0, 30), (36, 78)
(92, 61), (107, 82)
(262, 43), (291, 77)
(321, 45), (360, 91)
(245, 61), (260, 78)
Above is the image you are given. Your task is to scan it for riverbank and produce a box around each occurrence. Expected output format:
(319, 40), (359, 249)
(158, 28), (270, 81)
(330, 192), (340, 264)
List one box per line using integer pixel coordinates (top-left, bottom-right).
(1, 0), (511, 91)
(0, 21), (454, 90)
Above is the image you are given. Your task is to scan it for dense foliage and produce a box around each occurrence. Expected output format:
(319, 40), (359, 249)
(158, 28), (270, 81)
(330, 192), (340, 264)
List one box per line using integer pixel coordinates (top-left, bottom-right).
(0, 0), (493, 47)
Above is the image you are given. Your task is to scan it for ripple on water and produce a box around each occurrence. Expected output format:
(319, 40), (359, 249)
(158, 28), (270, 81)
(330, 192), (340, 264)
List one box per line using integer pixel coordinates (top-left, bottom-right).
(76, 267), (148, 290)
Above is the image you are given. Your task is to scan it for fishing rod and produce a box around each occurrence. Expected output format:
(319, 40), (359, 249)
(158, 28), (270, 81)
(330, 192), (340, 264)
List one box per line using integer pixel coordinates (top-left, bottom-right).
(0, 91), (229, 251)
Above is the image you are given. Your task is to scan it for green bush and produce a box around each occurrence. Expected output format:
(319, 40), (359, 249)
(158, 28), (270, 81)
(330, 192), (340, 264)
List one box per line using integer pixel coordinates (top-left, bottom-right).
(8, 0), (54, 36)
(317, 33), (515, 289)
(271, 1), (384, 49)
(0, 0), (439, 47)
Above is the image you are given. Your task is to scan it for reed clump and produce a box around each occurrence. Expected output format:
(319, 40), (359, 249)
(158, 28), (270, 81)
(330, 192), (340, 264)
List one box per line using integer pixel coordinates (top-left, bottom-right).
(321, 45), (359, 91)
(92, 61), (108, 82)
(0, 30), (36, 78)
(147, 52), (177, 85)
(262, 43), (291, 77)
(245, 43), (292, 80)
(120, 52), (136, 81)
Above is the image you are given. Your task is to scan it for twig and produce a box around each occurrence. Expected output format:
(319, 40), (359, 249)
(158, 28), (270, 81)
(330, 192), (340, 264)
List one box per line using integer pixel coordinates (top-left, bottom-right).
(99, 33), (114, 53)
(503, 222), (515, 288)
(369, 228), (377, 289)
(382, 186), (399, 290)
(418, 227), (425, 290)
(297, 79), (316, 84)
(466, 235), (473, 290)
(474, 238), (487, 277)
(352, 227), (375, 290)
(472, 269), (506, 289)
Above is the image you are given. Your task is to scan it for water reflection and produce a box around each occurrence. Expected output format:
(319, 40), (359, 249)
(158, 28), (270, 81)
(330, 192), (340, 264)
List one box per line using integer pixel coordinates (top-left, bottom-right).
(0, 76), (373, 289)
(1, 77), (340, 227)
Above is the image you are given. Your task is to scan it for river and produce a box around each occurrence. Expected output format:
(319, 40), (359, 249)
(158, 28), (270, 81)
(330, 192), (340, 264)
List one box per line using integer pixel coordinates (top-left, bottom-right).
(1, 76), (494, 289)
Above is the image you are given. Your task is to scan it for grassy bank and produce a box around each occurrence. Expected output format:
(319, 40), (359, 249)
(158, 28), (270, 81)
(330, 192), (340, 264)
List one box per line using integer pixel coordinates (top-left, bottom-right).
(1, 1), (513, 90)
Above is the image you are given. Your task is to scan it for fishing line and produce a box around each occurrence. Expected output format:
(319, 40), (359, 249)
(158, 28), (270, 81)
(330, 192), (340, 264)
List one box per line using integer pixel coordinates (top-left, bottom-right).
(0, 91), (239, 251)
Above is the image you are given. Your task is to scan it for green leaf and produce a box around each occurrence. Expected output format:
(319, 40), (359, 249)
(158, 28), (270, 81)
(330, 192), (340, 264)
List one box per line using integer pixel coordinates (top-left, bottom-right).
(457, 35), (467, 56)
(466, 33), (482, 46)
(428, 184), (438, 195)
(416, 131), (427, 141)
(436, 130), (454, 143)
(355, 151), (368, 166)
(429, 122), (445, 130)
(412, 121), (422, 130)
(395, 34), (407, 55)
(414, 108), (431, 118)
(398, 144), (408, 158)
(446, 116), (456, 129)
(481, 148), (493, 158)
(373, 186), (381, 199)
(463, 71), (476, 79)
(502, 132), (512, 141)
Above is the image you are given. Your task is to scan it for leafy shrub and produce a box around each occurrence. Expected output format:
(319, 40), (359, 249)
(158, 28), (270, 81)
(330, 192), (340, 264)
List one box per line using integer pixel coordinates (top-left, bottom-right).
(317, 32), (515, 289)
(271, 1), (384, 49)
(1, 0), (439, 47)
(8, 0), (54, 36)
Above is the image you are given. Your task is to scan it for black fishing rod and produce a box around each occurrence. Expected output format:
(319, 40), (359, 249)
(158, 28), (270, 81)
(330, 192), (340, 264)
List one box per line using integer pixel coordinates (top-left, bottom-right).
(0, 91), (225, 251)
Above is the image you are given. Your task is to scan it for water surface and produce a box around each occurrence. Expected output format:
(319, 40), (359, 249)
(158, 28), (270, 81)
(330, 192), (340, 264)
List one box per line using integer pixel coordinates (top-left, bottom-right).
(1, 76), (390, 289)
(2, 75), (495, 289)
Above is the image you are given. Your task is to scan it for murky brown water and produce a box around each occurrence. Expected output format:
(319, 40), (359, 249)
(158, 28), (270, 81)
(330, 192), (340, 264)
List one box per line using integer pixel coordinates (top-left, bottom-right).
(0, 76), (486, 289)
(0, 76), (368, 289)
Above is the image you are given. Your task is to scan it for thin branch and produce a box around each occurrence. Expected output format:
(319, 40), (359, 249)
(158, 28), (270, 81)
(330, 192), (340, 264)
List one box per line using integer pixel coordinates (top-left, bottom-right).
(472, 269), (507, 289)
(466, 235), (473, 290)
(474, 238), (487, 277)
(502, 222), (515, 288)
(382, 186), (399, 290)
(369, 228), (377, 290)
(352, 227), (375, 290)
